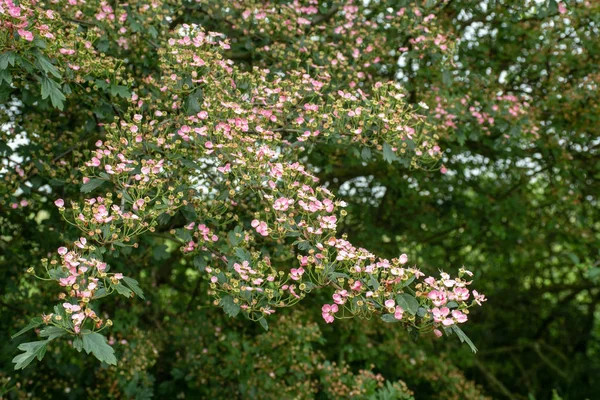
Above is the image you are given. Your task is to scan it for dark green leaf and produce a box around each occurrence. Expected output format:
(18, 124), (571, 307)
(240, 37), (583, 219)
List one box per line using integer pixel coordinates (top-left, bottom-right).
(39, 326), (67, 340)
(0, 51), (16, 70)
(381, 314), (400, 323)
(35, 53), (61, 79)
(114, 283), (133, 298)
(110, 84), (130, 98)
(395, 293), (419, 315)
(80, 178), (106, 193)
(13, 340), (49, 370)
(11, 317), (44, 339)
(82, 332), (117, 365)
(451, 325), (478, 353)
(220, 295), (240, 318)
(122, 276), (145, 299)
(40, 77), (66, 110)
(382, 142), (397, 164)
(258, 317), (269, 331)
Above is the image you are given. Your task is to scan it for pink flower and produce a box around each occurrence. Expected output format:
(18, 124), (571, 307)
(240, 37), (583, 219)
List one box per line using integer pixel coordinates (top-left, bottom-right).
(428, 290), (448, 307)
(55, 199), (64, 208)
(394, 306), (404, 320)
(290, 267), (304, 281)
(251, 219), (269, 236)
(59, 275), (77, 286)
(453, 287), (470, 301)
(350, 280), (362, 291)
(17, 29), (34, 41)
(75, 237), (87, 249)
(321, 303), (339, 323)
(114, 273), (123, 280)
(63, 303), (81, 312)
(57, 247), (68, 255)
(558, 2), (567, 14)
(384, 299), (395, 308)
(432, 307), (450, 322)
(472, 290), (487, 306)
(434, 329), (443, 338)
(399, 253), (408, 264)
(452, 310), (468, 323)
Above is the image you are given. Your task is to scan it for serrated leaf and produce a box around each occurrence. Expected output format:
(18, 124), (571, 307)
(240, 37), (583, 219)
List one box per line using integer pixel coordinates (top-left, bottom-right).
(110, 84), (130, 98)
(11, 317), (44, 339)
(153, 245), (170, 261)
(381, 314), (400, 323)
(40, 77), (66, 110)
(180, 204), (197, 221)
(80, 178), (106, 193)
(82, 332), (117, 365)
(186, 88), (203, 114)
(122, 276), (145, 299)
(12, 340), (49, 370)
(235, 248), (251, 262)
(220, 295), (240, 318)
(0, 51), (16, 70)
(258, 317), (269, 331)
(382, 142), (397, 164)
(193, 255), (206, 271)
(361, 146), (372, 161)
(39, 326), (67, 340)
(395, 293), (419, 315)
(93, 287), (109, 300)
(114, 282), (133, 298)
(35, 53), (61, 79)
(73, 337), (83, 352)
(0, 69), (11, 85)
(451, 325), (478, 353)
(228, 229), (242, 246)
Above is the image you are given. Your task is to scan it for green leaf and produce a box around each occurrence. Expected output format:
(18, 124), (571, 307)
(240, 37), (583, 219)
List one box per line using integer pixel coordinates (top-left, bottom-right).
(180, 204), (197, 221)
(0, 69), (11, 85)
(110, 84), (130, 98)
(382, 142), (397, 164)
(153, 245), (170, 261)
(40, 77), (66, 110)
(228, 227), (242, 246)
(186, 88), (204, 114)
(39, 326), (67, 340)
(361, 146), (372, 161)
(451, 325), (478, 353)
(0, 51), (16, 70)
(114, 283), (133, 298)
(80, 178), (106, 193)
(193, 255), (206, 271)
(220, 295), (240, 318)
(395, 293), (419, 315)
(82, 332), (117, 365)
(11, 317), (44, 339)
(381, 314), (400, 323)
(12, 340), (49, 370)
(258, 317), (269, 331)
(73, 337), (83, 352)
(93, 287), (109, 300)
(122, 276), (145, 299)
(35, 53), (61, 79)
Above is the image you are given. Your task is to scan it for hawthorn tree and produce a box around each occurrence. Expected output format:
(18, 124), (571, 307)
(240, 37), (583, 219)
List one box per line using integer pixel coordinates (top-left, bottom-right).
(0, 0), (597, 399)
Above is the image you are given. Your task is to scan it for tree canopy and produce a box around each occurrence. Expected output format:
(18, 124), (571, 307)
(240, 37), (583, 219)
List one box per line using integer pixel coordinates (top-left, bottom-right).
(1, 0), (598, 399)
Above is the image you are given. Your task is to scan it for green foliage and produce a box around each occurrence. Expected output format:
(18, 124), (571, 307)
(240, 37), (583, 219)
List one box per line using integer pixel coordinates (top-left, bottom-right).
(0, 0), (598, 399)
